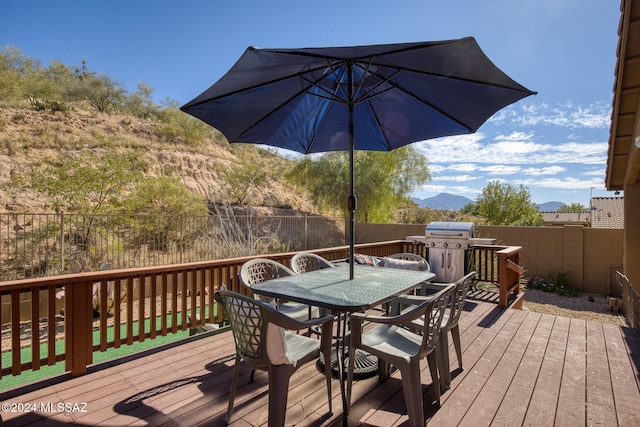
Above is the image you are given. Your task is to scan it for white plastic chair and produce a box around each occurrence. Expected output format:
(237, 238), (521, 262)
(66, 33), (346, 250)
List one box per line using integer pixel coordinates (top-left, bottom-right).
(290, 252), (335, 273)
(380, 252), (431, 298)
(239, 258), (319, 321)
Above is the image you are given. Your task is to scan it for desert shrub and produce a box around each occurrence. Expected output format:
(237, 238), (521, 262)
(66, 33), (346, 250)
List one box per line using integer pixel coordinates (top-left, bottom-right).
(29, 96), (70, 113)
(540, 271), (578, 297)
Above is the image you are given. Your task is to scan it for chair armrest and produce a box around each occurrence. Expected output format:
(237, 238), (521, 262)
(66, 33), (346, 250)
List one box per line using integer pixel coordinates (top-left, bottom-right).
(352, 283), (455, 327)
(269, 310), (334, 332)
(391, 281), (458, 314)
(389, 295), (433, 316)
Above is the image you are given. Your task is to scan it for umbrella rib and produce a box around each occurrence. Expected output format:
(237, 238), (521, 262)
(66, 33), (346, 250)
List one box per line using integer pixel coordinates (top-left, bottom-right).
(228, 81), (329, 145)
(223, 60), (347, 144)
(257, 39), (465, 63)
(354, 64), (534, 132)
(359, 60), (535, 95)
(183, 63), (340, 108)
(300, 61), (348, 104)
(261, 40), (534, 95)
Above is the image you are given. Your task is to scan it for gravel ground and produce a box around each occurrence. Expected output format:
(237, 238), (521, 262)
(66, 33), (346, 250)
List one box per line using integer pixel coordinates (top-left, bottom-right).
(520, 287), (627, 326)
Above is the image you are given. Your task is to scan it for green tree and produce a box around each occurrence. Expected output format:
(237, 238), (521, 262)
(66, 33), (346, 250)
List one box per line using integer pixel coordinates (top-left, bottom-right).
(286, 146), (431, 222)
(0, 45), (61, 103)
(222, 149), (268, 205)
(82, 72), (126, 112)
(125, 82), (158, 119)
(158, 107), (221, 144)
(9, 147), (146, 251)
(123, 176), (205, 216)
(28, 148), (146, 215)
(461, 202), (480, 215)
(121, 176), (207, 249)
(558, 203), (587, 212)
(476, 181), (543, 226)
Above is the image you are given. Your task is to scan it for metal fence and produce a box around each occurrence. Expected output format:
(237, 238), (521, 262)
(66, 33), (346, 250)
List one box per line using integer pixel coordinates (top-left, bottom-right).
(618, 271), (639, 328)
(0, 212), (345, 281)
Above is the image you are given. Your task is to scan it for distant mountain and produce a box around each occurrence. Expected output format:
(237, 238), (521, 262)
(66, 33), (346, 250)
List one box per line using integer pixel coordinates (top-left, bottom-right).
(412, 193), (474, 210)
(412, 194), (569, 212)
(537, 201), (566, 212)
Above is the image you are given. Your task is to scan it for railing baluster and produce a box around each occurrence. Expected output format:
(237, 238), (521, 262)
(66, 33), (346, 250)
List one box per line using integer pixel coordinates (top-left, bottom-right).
(138, 274), (146, 343)
(31, 287), (40, 370)
(47, 285), (56, 365)
(160, 272), (168, 336)
(150, 273), (157, 339)
(207, 266), (215, 323)
(126, 276), (134, 345)
(180, 271), (188, 331)
(11, 289), (21, 376)
(100, 279), (108, 351)
(114, 278), (122, 348)
(171, 270), (178, 333)
(189, 269), (197, 331)
(199, 267), (206, 327)
(213, 266), (223, 323)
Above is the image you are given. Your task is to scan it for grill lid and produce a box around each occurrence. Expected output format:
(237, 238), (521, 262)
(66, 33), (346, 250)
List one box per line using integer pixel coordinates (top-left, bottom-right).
(425, 221), (475, 239)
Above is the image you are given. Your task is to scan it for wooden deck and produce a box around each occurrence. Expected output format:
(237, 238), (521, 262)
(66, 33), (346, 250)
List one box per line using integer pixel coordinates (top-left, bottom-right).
(2, 289), (639, 427)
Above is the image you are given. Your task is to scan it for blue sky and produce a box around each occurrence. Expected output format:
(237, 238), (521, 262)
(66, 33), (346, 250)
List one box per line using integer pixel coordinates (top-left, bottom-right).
(0, 1), (620, 207)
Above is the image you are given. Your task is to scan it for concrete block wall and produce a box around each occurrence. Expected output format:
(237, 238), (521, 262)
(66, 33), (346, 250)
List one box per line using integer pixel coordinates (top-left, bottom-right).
(356, 223), (623, 296)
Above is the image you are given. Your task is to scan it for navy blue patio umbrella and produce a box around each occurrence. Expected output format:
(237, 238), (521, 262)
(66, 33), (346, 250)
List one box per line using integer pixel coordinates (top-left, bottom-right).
(181, 37), (535, 279)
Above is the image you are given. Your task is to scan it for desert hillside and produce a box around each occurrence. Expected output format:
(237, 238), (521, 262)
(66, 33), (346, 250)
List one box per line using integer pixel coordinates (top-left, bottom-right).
(0, 106), (316, 215)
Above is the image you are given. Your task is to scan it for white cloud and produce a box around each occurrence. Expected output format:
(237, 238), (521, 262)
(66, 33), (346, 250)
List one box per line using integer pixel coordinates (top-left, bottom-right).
(518, 176), (605, 190)
(431, 174), (478, 182)
(494, 131), (535, 142)
(520, 166), (566, 175)
(582, 168), (606, 177)
(479, 165), (522, 175)
(447, 163), (480, 172)
(497, 100), (611, 130)
(419, 127), (606, 167)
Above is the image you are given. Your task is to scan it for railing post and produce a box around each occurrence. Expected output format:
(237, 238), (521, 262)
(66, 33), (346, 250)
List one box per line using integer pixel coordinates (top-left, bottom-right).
(65, 280), (92, 377)
(496, 246), (523, 308)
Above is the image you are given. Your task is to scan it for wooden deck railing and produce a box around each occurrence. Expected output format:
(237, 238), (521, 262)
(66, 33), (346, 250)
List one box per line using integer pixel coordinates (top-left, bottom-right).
(471, 245), (523, 307)
(618, 271), (639, 328)
(0, 240), (419, 379)
(0, 240), (524, 381)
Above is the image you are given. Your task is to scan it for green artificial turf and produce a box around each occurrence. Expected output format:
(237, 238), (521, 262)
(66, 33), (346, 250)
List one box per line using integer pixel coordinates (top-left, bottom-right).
(1, 305), (218, 391)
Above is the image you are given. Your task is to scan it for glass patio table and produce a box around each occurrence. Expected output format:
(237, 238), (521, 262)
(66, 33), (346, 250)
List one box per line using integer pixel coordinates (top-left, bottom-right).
(250, 263), (435, 425)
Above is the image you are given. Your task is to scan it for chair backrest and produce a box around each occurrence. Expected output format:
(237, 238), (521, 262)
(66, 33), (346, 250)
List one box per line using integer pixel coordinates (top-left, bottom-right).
(240, 258), (296, 288)
(214, 290), (269, 368)
(448, 271), (476, 327)
(419, 285), (454, 353)
(290, 252), (335, 274)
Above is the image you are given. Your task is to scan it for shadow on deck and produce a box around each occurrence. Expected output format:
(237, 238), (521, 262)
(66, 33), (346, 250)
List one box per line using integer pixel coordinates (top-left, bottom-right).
(2, 289), (639, 427)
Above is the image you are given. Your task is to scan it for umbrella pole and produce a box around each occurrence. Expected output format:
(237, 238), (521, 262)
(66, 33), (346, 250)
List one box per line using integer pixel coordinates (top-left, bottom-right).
(348, 64), (356, 280)
(348, 145), (355, 280)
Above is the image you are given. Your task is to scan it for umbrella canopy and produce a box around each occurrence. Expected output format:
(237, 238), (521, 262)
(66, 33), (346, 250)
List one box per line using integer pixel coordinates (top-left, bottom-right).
(181, 37), (536, 278)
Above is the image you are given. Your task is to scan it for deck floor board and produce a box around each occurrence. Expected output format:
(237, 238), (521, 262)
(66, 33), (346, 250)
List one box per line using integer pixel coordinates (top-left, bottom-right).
(2, 289), (639, 427)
